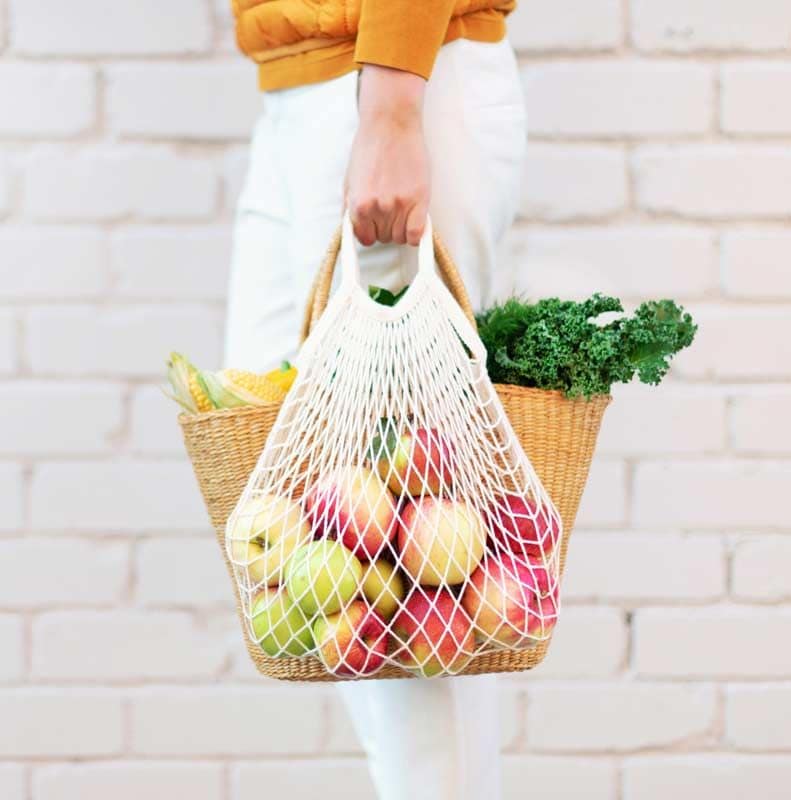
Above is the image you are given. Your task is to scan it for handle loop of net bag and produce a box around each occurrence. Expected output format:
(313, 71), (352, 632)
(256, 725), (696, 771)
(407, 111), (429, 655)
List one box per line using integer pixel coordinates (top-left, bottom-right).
(226, 213), (563, 680)
(299, 211), (477, 343)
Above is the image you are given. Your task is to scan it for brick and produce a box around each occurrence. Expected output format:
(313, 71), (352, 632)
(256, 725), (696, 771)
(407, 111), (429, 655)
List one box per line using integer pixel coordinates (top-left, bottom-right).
(521, 145), (627, 221)
(0, 539), (126, 607)
(732, 538), (791, 601)
(563, 534), (725, 601)
(0, 227), (106, 299)
(574, 460), (627, 527)
(33, 762), (224, 800)
(722, 230), (791, 299)
(731, 390), (791, 454)
(523, 62), (712, 137)
(509, 0), (621, 51)
(23, 149), (216, 221)
(0, 310), (16, 373)
(0, 615), (24, 681)
(632, 0), (791, 53)
(11, 0), (211, 55)
(235, 761), (373, 800)
(532, 607), (627, 678)
(0, 464), (24, 532)
(0, 690), (123, 756)
(635, 146), (791, 218)
(0, 766), (25, 800)
(0, 381), (122, 454)
(31, 460), (208, 532)
(108, 63), (259, 140)
(503, 756), (616, 800)
(110, 226), (230, 300)
(634, 460), (788, 528)
(136, 538), (230, 608)
(722, 64), (791, 135)
(0, 64), (94, 137)
(513, 226), (717, 300)
(32, 611), (226, 681)
(26, 306), (222, 377)
(671, 307), (791, 380)
(526, 683), (715, 751)
(130, 384), (187, 455)
(726, 686), (791, 749)
(131, 687), (328, 755)
(623, 756), (791, 800)
(597, 384), (726, 456)
(634, 608), (791, 678)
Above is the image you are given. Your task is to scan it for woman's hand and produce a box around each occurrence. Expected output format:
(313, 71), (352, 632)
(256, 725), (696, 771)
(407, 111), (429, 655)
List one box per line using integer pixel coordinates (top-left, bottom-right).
(344, 65), (430, 246)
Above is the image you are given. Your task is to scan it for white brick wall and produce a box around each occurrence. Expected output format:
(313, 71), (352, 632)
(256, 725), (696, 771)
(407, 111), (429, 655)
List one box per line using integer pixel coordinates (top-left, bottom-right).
(1, 1), (788, 798)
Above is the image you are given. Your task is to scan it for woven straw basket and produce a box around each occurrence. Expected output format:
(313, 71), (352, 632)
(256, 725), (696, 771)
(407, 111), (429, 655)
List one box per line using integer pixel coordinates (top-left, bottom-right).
(179, 228), (610, 682)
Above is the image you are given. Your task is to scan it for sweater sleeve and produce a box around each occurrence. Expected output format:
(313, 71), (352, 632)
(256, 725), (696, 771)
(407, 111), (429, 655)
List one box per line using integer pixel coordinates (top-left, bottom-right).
(354, 0), (457, 80)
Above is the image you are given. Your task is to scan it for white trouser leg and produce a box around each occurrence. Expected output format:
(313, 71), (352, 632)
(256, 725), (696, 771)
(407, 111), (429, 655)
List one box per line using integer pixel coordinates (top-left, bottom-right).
(224, 36), (526, 800)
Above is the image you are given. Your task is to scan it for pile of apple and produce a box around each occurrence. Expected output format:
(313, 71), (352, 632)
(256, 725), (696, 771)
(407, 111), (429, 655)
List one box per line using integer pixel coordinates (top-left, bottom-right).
(227, 421), (560, 678)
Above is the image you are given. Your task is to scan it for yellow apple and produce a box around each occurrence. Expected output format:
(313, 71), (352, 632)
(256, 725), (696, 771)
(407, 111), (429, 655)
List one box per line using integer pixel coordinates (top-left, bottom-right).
(361, 560), (406, 620)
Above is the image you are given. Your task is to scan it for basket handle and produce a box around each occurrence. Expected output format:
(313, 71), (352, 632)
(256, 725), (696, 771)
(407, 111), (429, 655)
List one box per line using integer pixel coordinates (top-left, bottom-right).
(299, 216), (478, 343)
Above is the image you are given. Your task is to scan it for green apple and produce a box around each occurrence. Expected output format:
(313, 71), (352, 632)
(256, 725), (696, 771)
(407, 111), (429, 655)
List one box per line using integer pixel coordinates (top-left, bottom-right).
(285, 540), (363, 617)
(251, 587), (313, 657)
(361, 559), (406, 621)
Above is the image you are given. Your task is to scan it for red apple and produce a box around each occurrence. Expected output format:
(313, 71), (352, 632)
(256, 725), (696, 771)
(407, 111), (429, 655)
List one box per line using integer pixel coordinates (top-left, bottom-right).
(486, 494), (559, 560)
(461, 554), (557, 647)
(304, 466), (397, 560)
(392, 588), (475, 677)
(313, 600), (388, 677)
(371, 420), (453, 496)
(398, 497), (486, 586)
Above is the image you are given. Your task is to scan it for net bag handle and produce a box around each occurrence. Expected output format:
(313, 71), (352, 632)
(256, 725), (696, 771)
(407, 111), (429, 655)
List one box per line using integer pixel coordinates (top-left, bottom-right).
(299, 213), (478, 343)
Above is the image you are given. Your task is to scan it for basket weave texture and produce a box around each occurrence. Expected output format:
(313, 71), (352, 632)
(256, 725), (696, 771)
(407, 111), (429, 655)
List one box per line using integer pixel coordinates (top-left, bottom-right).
(179, 386), (609, 681)
(180, 223), (609, 681)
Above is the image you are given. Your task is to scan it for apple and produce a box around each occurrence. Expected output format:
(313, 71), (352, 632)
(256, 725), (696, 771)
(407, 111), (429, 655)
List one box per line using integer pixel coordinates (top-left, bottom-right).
(251, 586), (313, 657)
(284, 539), (363, 617)
(370, 420), (453, 496)
(313, 600), (388, 676)
(461, 555), (558, 647)
(398, 497), (486, 586)
(486, 494), (559, 560)
(361, 559), (406, 621)
(392, 588), (475, 677)
(304, 466), (397, 560)
(227, 494), (312, 587)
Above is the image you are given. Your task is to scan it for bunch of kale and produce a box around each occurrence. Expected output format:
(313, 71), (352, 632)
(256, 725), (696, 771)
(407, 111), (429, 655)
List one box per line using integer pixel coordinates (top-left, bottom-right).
(476, 294), (697, 398)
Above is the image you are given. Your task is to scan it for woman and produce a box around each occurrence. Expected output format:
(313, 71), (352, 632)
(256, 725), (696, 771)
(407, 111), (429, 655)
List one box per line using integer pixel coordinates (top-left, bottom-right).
(225, 2), (526, 797)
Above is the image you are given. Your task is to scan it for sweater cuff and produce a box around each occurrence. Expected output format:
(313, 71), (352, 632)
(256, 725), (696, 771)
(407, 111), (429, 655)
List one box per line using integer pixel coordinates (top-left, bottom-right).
(354, 0), (456, 79)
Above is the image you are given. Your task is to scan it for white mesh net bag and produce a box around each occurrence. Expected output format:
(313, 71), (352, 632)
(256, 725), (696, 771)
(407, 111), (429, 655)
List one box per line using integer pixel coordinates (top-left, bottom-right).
(225, 213), (562, 679)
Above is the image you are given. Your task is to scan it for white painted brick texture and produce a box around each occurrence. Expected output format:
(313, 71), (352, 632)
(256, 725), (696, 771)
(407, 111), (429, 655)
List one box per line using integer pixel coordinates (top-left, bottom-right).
(1, 1), (789, 794)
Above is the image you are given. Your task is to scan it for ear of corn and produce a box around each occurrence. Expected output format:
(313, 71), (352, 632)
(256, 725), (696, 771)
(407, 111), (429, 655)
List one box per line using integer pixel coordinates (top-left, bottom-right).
(201, 369), (287, 408)
(165, 352), (213, 413)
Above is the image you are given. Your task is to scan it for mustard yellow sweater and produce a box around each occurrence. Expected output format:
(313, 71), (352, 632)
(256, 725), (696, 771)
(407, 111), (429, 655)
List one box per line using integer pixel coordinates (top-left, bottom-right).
(232, 0), (516, 90)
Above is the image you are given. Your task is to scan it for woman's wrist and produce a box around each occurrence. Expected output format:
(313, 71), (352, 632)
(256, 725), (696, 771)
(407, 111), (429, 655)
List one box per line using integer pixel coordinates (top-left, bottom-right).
(358, 64), (426, 125)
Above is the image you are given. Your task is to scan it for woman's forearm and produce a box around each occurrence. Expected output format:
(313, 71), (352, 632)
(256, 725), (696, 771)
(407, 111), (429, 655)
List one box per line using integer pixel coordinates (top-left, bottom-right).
(344, 65), (431, 246)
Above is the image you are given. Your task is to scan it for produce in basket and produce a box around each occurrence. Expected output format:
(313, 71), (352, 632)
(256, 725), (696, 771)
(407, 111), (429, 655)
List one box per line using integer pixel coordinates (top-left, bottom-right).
(314, 600), (389, 676)
(251, 586), (313, 657)
(178, 252), (697, 679)
(226, 494), (312, 587)
(476, 294), (697, 397)
(165, 353), (297, 413)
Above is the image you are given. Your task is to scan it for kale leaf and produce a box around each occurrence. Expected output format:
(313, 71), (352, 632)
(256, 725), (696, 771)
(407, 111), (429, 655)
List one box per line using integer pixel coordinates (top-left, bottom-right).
(476, 294), (697, 398)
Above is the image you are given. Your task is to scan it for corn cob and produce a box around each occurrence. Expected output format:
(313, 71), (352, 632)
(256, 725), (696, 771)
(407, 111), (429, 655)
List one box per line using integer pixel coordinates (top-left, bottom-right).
(200, 369), (287, 409)
(165, 352), (213, 413)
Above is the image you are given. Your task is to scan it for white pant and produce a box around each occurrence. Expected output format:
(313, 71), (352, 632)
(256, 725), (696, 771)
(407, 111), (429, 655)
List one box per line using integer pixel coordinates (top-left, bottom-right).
(225, 36), (526, 800)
